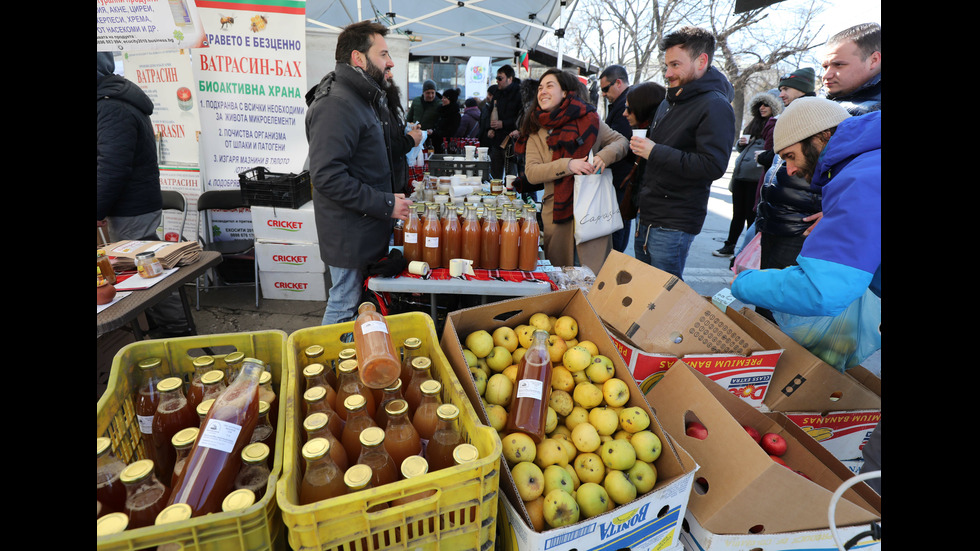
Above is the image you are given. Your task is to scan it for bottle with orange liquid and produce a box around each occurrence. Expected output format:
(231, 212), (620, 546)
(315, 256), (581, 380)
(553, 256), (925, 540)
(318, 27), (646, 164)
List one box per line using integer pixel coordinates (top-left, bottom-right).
(135, 358), (165, 468)
(196, 399), (214, 427)
(505, 330), (553, 443)
(442, 203), (462, 263)
(413, 380), (443, 448)
(356, 426), (399, 488)
(518, 205), (541, 271)
(392, 456), (435, 506)
(461, 203), (482, 266)
(335, 359), (377, 421)
(170, 427), (199, 489)
(341, 394), (379, 467)
(200, 370), (227, 402)
(222, 351), (245, 384)
(422, 202), (442, 268)
(480, 205), (500, 269)
(258, 370), (278, 428)
(120, 459), (172, 529)
(305, 344), (338, 389)
(168, 358), (266, 517)
(233, 442), (271, 500)
(97, 437), (128, 516)
(299, 438), (346, 505)
(498, 206), (520, 270)
(152, 377), (198, 484)
(186, 355), (215, 412)
(375, 378), (405, 429)
(402, 203), (422, 263)
(303, 412), (348, 472)
(353, 302), (402, 390)
(399, 337), (423, 389)
(250, 400), (276, 455)
(404, 356), (433, 415)
(302, 363), (337, 411)
(344, 464), (386, 511)
(424, 404), (464, 471)
(383, 399), (422, 470)
(304, 386), (343, 440)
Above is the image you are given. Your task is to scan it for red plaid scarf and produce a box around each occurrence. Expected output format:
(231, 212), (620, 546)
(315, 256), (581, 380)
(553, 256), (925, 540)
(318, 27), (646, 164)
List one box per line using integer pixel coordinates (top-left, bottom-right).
(515, 93), (599, 223)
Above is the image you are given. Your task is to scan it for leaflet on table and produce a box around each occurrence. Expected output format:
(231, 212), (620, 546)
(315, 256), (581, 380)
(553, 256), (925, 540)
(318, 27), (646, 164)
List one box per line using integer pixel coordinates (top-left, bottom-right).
(113, 268), (179, 291)
(97, 291), (133, 314)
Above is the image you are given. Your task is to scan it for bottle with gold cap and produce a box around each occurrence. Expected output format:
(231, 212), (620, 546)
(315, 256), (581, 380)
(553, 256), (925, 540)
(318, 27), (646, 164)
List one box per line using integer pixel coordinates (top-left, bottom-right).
(302, 412), (348, 471)
(233, 442), (271, 500)
(450, 443), (481, 528)
(97, 248), (117, 285)
(425, 403), (464, 471)
(186, 355), (216, 411)
(404, 356), (434, 415)
(335, 359), (376, 422)
(200, 369), (227, 402)
(299, 438), (346, 505)
(392, 455), (435, 507)
(97, 437), (128, 516)
(341, 394), (378, 467)
(353, 302), (402, 390)
(356, 426), (398, 488)
(303, 362), (337, 410)
(222, 351), (245, 384)
(154, 503), (193, 551)
(135, 357), (165, 454)
(168, 357), (266, 517)
(399, 337), (424, 389)
(303, 386), (342, 440)
(382, 399), (422, 470)
(120, 459), (172, 529)
(258, 370), (278, 427)
(412, 380), (443, 445)
(375, 378), (405, 429)
(152, 377), (197, 484)
(97, 512), (129, 538)
(249, 400), (276, 456)
(222, 488), (256, 513)
(343, 464), (386, 511)
(171, 427), (199, 489)
(196, 399), (214, 427)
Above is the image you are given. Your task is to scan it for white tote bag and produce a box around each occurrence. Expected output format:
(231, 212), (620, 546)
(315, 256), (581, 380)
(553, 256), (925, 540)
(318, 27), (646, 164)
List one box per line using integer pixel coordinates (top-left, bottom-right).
(573, 152), (623, 245)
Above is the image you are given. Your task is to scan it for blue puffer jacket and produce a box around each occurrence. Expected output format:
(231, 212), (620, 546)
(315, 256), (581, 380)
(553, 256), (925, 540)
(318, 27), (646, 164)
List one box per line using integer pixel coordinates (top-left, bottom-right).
(731, 111), (881, 316)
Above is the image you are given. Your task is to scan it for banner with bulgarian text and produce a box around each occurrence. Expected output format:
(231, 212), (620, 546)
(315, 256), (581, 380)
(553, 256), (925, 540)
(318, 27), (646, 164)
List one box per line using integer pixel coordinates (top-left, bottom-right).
(192, 0), (308, 242)
(97, 0), (207, 52)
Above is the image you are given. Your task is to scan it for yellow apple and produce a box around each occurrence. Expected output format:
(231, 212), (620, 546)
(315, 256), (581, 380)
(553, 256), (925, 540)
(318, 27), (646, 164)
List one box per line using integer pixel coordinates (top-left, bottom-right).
(512, 461), (545, 501)
(626, 460), (657, 494)
(562, 462), (580, 490)
(571, 368), (591, 385)
(462, 348), (479, 368)
(551, 365), (575, 392)
(545, 406), (558, 433)
(564, 338), (578, 349)
(562, 345), (592, 373)
(548, 389), (574, 417)
(599, 438), (637, 471)
(570, 421), (601, 453)
(486, 345), (513, 372)
(553, 315), (579, 341)
(576, 482), (611, 519)
(619, 406), (651, 433)
(602, 378), (631, 407)
(573, 452), (606, 484)
(502, 431), (536, 465)
(546, 334), (568, 364)
(577, 340), (600, 356)
(470, 367), (488, 397)
(524, 495), (545, 531)
(564, 405), (590, 431)
(516, 325), (536, 349)
(586, 355), (616, 383)
(502, 364), (518, 385)
(486, 403), (508, 432)
(588, 407), (620, 436)
(630, 430), (663, 463)
(543, 464), (576, 496)
(512, 347), (527, 366)
(485, 373), (513, 407)
(492, 326), (520, 353)
(465, 329), (495, 358)
(554, 436), (578, 464)
(603, 469), (637, 505)
(572, 382), (604, 409)
(528, 313), (553, 333)
(534, 438), (568, 469)
(542, 488), (580, 528)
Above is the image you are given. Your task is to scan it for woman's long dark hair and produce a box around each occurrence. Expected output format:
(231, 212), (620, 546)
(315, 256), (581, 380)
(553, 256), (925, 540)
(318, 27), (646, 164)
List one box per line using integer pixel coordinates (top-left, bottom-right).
(518, 68), (586, 138)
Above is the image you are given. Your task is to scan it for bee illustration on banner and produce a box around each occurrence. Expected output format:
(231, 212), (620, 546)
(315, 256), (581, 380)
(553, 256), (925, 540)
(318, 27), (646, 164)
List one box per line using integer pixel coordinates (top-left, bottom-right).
(250, 14), (268, 32)
(219, 15), (235, 30)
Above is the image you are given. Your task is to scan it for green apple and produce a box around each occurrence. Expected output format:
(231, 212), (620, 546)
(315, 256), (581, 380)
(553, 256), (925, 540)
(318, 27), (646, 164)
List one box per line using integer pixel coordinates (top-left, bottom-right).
(603, 469), (637, 505)
(570, 421), (601, 453)
(542, 488), (580, 528)
(545, 406), (558, 434)
(543, 464), (576, 496)
(553, 315), (579, 341)
(572, 382), (604, 409)
(588, 406), (620, 436)
(600, 439), (637, 471)
(465, 329), (495, 358)
(619, 406), (651, 433)
(548, 389), (574, 417)
(626, 460), (657, 494)
(512, 461), (545, 501)
(562, 345), (593, 373)
(630, 430), (663, 463)
(576, 482), (611, 519)
(564, 405), (590, 431)
(486, 403), (508, 432)
(470, 367), (488, 396)
(585, 355), (616, 383)
(534, 438), (568, 469)
(462, 348), (479, 368)
(546, 334), (568, 364)
(528, 312), (553, 333)
(573, 452), (606, 484)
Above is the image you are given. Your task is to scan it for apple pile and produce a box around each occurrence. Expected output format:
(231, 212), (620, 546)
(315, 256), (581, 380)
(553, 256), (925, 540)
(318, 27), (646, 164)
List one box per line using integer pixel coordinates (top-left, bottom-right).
(461, 312), (663, 531)
(688, 421), (808, 478)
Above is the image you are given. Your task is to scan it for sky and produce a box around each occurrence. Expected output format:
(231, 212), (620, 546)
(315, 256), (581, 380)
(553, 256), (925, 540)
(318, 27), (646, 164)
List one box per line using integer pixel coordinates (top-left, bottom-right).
(806, 0), (881, 46)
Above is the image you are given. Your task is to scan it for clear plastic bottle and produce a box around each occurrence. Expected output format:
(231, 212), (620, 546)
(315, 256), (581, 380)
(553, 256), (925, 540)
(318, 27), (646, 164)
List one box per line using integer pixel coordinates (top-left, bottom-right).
(170, 427), (199, 489)
(341, 394), (379, 467)
(505, 330), (553, 443)
(356, 426), (399, 488)
(97, 437), (128, 516)
(353, 302), (402, 390)
(168, 358), (266, 516)
(425, 404), (464, 471)
(186, 355), (215, 412)
(121, 459), (172, 529)
(152, 377), (198, 484)
(299, 438), (346, 505)
(303, 412), (348, 471)
(233, 442), (271, 501)
(383, 399), (422, 470)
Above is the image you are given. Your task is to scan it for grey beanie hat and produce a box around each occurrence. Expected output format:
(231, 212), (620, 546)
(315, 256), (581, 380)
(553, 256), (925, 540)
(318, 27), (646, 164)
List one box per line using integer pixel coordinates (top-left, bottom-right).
(423, 79), (436, 91)
(773, 97), (851, 153)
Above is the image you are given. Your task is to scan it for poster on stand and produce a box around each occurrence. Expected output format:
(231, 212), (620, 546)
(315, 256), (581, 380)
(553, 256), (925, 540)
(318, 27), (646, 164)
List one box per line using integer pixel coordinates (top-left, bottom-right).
(97, 0), (207, 52)
(465, 56), (490, 101)
(159, 166), (203, 242)
(192, 0), (309, 242)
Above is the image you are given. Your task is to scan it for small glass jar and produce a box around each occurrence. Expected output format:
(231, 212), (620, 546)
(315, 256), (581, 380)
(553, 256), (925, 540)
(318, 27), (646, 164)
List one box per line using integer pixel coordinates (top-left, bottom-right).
(136, 251), (164, 279)
(97, 249), (117, 285)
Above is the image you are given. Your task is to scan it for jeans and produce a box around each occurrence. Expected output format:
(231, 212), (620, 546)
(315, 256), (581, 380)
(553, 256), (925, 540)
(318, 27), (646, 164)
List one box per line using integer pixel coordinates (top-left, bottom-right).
(322, 266), (364, 326)
(633, 223), (696, 280)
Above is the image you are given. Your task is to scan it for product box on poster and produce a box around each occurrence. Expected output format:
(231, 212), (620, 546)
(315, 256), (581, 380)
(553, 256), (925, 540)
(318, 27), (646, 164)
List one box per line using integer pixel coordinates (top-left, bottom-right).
(255, 239), (325, 273)
(258, 270), (326, 301)
(646, 362), (880, 543)
(249, 200), (318, 243)
(439, 289), (698, 551)
(730, 307), (881, 462)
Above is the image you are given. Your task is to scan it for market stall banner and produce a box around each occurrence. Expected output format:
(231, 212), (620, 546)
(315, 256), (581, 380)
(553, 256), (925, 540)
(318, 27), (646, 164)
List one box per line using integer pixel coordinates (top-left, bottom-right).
(465, 56), (491, 102)
(98, 0), (207, 52)
(192, 0), (309, 241)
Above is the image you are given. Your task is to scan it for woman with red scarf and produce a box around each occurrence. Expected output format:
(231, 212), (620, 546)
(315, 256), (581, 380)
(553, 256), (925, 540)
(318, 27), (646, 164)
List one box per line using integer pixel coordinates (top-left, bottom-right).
(515, 68), (628, 274)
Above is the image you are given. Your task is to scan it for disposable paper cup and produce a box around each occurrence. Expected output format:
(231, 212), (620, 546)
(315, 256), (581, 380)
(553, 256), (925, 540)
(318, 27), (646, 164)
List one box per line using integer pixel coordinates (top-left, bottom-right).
(477, 147), (488, 160)
(464, 145), (476, 160)
(632, 128), (646, 138)
(408, 261), (430, 276)
(505, 175), (517, 189)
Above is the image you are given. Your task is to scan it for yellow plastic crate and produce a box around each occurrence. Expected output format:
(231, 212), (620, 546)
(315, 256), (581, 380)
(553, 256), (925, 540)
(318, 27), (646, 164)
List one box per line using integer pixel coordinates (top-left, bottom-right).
(97, 330), (289, 551)
(277, 312), (502, 551)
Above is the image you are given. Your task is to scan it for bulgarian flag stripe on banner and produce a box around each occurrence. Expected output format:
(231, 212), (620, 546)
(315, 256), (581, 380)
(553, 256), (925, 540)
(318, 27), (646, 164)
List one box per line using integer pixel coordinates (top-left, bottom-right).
(196, 0), (306, 15)
(519, 51), (529, 71)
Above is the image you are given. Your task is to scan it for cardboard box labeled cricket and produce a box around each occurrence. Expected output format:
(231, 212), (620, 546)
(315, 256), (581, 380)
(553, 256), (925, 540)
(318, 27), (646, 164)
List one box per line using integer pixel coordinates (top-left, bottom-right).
(590, 251), (780, 409)
(258, 270), (326, 301)
(250, 201), (318, 243)
(646, 362), (880, 545)
(440, 289), (697, 551)
(732, 307), (881, 462)
(255, 239), (325, 273)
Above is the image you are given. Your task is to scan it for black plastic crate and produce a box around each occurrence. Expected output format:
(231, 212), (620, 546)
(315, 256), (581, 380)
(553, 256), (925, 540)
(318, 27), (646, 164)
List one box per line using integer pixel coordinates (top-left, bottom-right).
(238, 167), (312, 208)
(426, 154), (492, 182)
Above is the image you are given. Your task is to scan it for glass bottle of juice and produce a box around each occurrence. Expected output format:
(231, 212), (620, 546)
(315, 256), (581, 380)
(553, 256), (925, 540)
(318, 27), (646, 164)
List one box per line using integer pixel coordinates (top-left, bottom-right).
(120, 459), (172, 529)
(442, 203), (462, 263)
(404, 356), (433, 415)
(135, 357), (165, 468)
(258, 370), (278, 428)
(412, 380), (444, 448)
(353, 302), (402, 390)
(167, 358), (266, 517)
(344, 464), (386, 511)
(196, 399), (214, 427)
(399, 337), (423, 389)
(222, 351), (245, 384)
(518, 205), (541, 271)
(480, 205), (500, 270)
(303, 412), (348, 471)
(335, 359), (376, 421)
(200, 369), (227, 402)
(155, 502), (192, 549)
(341, 394), (379, 467)
(152, 377), (198, 484)
(356, 426), (399, 488)
(299, 438), (347, 505)
(461, 203), (482, 266)
(402, 201), (422, 263)
(450, 443), (481, 527)
(303, 386), (342, 440)
(505, 330), (553, 443)
(422, 202), (442, 268)
(425, 404), (464, 472)
(375, 378), (405, 429)
(383, 399), (422, 470)
(303, 363), (337, 410)
(186, 355), (215, 412)
(498, 206), (520, 270)
(250, 400), (276, 456)
(392, 455), (435, 506)
(97, 512), (129, 537)
(97, 437), (128, 516)
(233, 442), (271, 501)
(170, 427), (199, 489)
(221, 489), (256, 513)
(336, 348), (355, 388)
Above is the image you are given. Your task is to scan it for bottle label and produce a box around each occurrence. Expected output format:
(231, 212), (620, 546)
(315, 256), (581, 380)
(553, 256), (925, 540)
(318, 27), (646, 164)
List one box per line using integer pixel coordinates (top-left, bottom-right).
(360, 320), (388, 335)
(198, 418), (243, 453)
(425, 236), (439, 248)
(516, 379), (544, 400)
(137, 415), (154, 435)
(405, 232), (418, 244)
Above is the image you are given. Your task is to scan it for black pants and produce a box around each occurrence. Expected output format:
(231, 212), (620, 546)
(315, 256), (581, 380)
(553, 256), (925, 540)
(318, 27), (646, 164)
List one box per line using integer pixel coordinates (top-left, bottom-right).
(725, 178), (757, 246)
(756, 231), (807, 323)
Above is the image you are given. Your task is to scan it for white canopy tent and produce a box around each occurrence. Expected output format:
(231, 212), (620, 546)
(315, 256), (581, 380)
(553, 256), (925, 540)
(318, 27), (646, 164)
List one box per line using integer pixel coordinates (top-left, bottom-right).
(304, 0), (580, 65)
